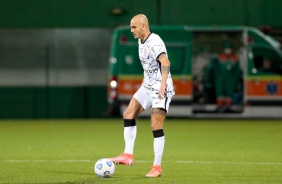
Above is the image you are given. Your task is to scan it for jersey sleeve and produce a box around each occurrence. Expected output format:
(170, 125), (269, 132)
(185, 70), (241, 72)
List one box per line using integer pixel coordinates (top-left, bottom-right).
(151, 35), (167, 60)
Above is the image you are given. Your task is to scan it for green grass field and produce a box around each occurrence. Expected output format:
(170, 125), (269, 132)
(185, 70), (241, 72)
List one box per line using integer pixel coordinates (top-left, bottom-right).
(0, 119), (281, 184)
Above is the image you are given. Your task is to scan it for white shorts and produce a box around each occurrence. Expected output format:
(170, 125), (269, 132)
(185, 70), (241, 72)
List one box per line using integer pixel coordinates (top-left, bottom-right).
(133, 87), (172, 112)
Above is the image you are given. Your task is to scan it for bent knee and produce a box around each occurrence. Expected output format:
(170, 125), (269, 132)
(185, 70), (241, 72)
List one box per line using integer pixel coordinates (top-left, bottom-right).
(123, 110), (131, 119)
(123, 107), (143, 119)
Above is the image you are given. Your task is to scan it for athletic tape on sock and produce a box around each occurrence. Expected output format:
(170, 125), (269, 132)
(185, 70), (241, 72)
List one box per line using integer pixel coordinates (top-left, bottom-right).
(153, 129), (164, 138)
(124, 119), (136, 127)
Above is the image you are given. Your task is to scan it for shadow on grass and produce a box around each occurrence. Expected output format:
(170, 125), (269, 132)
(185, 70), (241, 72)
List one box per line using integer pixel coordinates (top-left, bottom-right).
(15, 172), (150, 184)
(41, 175), (156, 184)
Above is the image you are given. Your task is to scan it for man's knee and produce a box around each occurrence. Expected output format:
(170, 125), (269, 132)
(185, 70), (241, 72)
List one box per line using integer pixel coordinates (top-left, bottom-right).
(123, 109), (132, 119)
(150, 119), (164, 130)
(123, 102), (144, 119)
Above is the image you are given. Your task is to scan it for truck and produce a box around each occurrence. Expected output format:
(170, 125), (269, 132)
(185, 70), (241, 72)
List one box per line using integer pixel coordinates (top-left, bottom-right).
(107, 25), (282, 118)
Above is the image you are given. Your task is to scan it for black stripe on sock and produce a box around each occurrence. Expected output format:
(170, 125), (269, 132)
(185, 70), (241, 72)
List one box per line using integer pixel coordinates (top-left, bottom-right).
(124, 119), (136, 127)
(153, 129), (164, 138)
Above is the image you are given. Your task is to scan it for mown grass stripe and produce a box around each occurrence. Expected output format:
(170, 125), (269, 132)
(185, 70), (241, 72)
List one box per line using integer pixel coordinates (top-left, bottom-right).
(2, 159), (282, 165)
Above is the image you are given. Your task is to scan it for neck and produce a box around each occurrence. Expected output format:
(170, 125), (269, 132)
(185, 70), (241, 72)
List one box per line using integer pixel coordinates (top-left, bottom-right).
(141, 31), (151, 43)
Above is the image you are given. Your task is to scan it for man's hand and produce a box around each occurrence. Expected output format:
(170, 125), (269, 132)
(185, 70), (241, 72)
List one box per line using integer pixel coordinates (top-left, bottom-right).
(158, 82), (167, 99)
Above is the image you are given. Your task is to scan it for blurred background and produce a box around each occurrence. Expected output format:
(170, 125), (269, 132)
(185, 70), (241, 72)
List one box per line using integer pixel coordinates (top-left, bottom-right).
(0, 0), (281, 119)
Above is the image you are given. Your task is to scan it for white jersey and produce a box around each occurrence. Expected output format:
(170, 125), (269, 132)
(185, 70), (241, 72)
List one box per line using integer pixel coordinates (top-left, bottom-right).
(138, 33), (175, 97)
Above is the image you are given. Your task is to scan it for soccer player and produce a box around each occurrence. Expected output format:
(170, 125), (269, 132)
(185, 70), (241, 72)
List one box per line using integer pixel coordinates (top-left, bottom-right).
(110, 14), (175, 177)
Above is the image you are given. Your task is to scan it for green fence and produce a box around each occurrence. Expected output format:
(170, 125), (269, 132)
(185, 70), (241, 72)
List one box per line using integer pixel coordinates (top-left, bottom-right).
(0, 86), (108, 119)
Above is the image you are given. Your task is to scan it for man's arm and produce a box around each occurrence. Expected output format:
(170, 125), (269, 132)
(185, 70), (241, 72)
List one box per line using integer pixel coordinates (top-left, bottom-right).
(158, 53), (170, 99)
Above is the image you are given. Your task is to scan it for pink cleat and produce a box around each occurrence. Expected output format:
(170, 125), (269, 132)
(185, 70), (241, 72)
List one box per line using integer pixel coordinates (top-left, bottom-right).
(146, 165), (162, 178)
(109, 153), (134, 166)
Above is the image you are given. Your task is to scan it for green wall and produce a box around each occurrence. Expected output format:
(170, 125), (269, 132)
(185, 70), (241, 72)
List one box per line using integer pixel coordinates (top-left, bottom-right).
(0, 0), (281, 119)
(0, 0), (158, 28)
(0, 86), (108, 119)
(0, 0), (281, 28)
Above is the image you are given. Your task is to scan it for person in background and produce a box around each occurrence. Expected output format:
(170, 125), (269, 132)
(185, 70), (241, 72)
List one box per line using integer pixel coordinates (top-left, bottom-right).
(204, 42), (242, 112)
(254, 55), (273, 74)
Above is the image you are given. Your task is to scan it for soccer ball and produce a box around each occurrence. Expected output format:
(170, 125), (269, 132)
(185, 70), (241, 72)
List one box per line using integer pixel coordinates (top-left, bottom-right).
(94, 158), (115, 178)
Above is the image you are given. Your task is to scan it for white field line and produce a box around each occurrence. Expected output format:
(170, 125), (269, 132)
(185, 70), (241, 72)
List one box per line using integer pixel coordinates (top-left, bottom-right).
(1, 160), (282, 165)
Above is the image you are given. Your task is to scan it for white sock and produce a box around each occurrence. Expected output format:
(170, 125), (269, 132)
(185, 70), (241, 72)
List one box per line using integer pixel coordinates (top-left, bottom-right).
(123, 126), (137, 154)
(153, 136), (165, 166)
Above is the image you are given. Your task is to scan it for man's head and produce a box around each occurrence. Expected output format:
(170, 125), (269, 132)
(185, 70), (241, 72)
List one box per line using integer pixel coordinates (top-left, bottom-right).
(130, 14), (150, 41)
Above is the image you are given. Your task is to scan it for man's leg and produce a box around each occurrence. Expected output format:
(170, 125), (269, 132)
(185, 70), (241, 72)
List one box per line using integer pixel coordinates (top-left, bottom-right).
(146, 108), (166, 177)
(110, 97), (144, 165)
(123, 98), (144, 155)
(215, 76), (225, 112)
